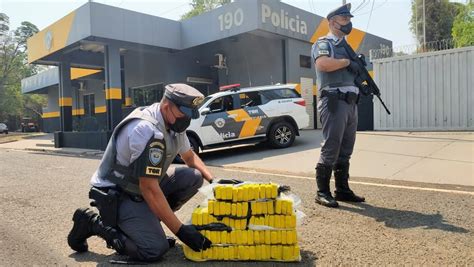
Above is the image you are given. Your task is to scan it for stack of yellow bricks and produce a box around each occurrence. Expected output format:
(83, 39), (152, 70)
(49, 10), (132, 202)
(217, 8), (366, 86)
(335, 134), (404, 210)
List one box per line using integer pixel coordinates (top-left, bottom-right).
(183, 183), (301, 262)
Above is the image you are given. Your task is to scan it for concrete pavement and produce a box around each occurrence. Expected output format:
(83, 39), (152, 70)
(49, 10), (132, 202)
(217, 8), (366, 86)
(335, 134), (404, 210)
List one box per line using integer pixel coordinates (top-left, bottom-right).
(201, 130), (474, 187)
(1, 130), (472, 186)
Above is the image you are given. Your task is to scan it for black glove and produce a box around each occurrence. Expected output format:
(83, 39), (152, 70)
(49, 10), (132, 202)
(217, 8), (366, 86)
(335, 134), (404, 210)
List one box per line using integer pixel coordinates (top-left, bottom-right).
(278, 185), (291, 194)
(195, 223), (232, 232)
(347, 60), (362, 74)
(176, 224), (212, 252)
(216, 179), (244, 185)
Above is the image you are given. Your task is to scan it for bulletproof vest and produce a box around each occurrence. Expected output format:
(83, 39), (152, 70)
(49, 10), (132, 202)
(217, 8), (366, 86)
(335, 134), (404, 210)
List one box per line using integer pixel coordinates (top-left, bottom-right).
(316, 37), (357, 91)
(95, 107), (178, 195)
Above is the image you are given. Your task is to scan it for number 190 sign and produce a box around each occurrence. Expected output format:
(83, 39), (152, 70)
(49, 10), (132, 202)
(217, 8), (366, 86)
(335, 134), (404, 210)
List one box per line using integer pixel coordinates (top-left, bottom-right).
(218, 8), (244, 31)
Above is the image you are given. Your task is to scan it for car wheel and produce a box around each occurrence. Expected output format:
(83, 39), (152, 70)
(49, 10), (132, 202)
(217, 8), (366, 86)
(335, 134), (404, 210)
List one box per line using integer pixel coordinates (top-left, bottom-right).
(268, 121), (296, 149)
(188, 135), (200, 155)
(5, 131), (8, 134)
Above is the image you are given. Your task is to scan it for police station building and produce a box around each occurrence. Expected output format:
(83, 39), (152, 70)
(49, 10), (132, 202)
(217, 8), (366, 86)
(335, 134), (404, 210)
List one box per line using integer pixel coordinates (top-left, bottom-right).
(21, 0), (391, 149)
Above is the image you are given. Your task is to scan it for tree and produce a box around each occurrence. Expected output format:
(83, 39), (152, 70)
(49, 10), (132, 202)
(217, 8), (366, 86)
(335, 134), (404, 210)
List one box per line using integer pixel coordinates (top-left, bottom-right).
(0, 13), (44, 126)
(452, 3), (474, 47)
(409, 0), (464, 45)
(181, 0), (232, 20)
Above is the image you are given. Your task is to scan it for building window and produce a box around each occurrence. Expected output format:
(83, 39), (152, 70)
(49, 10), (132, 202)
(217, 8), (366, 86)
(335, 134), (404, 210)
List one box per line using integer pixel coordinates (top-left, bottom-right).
(131, 83), (164, 107)
(300, 55), (312, 69)
(83, 94), (95, 117)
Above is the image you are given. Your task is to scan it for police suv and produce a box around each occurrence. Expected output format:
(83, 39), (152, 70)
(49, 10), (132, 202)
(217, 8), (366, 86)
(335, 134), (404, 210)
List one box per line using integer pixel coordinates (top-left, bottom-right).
(186, 84), (309, 153)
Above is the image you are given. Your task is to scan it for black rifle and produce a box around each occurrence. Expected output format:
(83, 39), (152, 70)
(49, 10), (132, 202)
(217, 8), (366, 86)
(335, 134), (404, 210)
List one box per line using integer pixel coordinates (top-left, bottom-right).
(339, 39), (391, 115)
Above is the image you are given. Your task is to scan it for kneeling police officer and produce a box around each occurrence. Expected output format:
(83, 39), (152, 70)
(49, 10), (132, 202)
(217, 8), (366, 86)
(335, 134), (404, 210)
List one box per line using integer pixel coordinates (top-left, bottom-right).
(67, 84), (213, 262)
(312, 4), (365, 208)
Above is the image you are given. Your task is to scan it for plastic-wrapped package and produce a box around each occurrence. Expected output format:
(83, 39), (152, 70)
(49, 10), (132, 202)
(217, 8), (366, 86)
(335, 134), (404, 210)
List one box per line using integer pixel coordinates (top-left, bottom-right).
(184, 182), (305, 262)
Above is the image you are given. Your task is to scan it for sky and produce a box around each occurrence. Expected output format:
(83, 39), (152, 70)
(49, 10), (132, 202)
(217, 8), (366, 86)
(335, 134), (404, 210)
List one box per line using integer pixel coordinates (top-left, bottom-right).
(0, 0), (468, 48)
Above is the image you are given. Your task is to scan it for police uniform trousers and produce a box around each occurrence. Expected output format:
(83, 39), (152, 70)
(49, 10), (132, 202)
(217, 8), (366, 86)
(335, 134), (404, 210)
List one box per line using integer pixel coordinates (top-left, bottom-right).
(117, 167), (203, 261)
(317, 95), (358, 166)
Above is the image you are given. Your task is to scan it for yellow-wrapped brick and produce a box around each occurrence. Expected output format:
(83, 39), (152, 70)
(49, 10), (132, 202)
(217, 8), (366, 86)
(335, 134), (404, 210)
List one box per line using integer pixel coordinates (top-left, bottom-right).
(264, 230), (271, 244)
(231, 203), (237, 216)
(282, 230), (287, 245)
(271, 183), (278, 198)
(247, 230), (254, 245)
(214, 186), (222, 200)
(237, 187), (243, 201)
(283, 246), (291, 260)
(241, 245), (249, 260)
(249, 245), (256, 260)
(254, 230), (260, 244)
(236, 203), (242, 217)
(270, 231), (277, 244)
(264, 185), (271, 199)
(248, 185), (255, 201)
(242, 186), (249, 201)
(191, 211), (198, 225)
(226, 186), (233, 200)
(267, 201), (274, 214)
(234, 230), (242, 244)
(241, 230), (248, 244)
(208, 200), (215, 214)
(221, 231), (228, 244)
(242, 202), (249, 217)
(275, 199), (282, 214)
(265, 245), (271, 260)
(230, 230), (236, 244)
(255, 245), (262, 260)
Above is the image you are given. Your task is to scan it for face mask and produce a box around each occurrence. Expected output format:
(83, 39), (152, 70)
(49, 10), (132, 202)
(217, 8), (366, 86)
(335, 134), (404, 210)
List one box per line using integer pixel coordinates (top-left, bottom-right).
(337, 21), (352, 35)
(169, 116), (191, 133)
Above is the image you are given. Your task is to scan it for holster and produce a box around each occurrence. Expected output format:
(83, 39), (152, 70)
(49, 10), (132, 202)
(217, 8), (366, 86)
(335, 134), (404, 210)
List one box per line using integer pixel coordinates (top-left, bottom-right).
(321, 90), (339, 113)
(89, 187), (121, 227)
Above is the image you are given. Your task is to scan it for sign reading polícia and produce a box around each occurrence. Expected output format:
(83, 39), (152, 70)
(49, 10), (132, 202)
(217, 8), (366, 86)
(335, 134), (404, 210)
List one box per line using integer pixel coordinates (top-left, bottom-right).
(261, 3), (308, 35)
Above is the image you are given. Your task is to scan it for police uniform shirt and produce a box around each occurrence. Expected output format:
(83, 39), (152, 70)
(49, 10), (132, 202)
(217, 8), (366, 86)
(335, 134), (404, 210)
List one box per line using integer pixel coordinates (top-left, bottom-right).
(90, 103), (191, 187)
(311, 33), (359, 94)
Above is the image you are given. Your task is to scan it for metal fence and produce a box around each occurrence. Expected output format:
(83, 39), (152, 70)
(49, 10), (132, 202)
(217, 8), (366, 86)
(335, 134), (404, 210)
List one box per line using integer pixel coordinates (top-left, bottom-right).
(372, 46), (474, 131)
(370, 39), (459, 61)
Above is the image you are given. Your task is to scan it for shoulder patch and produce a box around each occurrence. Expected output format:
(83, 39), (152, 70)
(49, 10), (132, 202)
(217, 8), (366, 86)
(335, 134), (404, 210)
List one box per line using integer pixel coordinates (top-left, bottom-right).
(148, 147), (163, 166)
(318, 41), (329, 50)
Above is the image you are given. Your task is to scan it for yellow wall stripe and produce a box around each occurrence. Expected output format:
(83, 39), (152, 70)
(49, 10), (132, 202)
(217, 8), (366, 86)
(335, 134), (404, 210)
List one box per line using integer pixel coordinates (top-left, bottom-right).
(42, 111), (60, 119)
(72, 109), (85, 116)
(27, 11), (76, 63)
(310, 19), (366, 52)
(125, 97), (132, 106)
(95, 106), (107, 113)
(105, 88), (122, 100)
(346, 28), (366, 52)
(71, 68), (101, 80)
(58, 97), (72, 107)
(310, 19), (329, 43)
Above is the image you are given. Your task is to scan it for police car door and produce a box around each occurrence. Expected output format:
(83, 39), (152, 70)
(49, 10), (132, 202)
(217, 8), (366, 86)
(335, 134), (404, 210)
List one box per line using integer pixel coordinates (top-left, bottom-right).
(200, 95), (240, 145)
(227, 91), (268, 139)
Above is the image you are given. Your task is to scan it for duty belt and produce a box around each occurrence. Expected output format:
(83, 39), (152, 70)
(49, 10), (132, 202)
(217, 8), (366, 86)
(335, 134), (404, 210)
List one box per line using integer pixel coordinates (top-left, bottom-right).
(321, 89), (359, 105)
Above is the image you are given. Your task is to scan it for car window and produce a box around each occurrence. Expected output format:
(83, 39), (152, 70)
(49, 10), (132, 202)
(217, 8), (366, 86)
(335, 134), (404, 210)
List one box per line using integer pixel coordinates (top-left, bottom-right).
(207, 96), (234, 113)
(239, 91), (262, 108)
(260, 88), (300, 104)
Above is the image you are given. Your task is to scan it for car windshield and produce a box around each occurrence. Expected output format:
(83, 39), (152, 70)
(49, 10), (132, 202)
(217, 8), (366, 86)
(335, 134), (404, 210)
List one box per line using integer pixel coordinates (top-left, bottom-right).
(199, 96), (212, 108)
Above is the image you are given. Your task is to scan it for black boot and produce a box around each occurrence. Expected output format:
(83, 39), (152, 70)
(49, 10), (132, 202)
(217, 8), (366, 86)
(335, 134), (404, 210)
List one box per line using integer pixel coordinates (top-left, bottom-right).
(334, 163), (365, 202)
(67, 208), (97, 252)
(68, 208), (129, 255)
(315, 163), (339, 208)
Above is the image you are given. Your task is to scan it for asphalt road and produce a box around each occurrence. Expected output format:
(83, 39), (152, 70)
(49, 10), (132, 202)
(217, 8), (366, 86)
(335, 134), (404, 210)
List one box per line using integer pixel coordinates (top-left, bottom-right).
(0, 149), (473, 266)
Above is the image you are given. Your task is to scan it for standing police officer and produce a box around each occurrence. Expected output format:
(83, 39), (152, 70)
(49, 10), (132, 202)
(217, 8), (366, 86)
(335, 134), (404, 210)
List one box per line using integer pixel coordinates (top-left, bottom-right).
(311, 4), (365, 208)
(67, 84), (213, 262)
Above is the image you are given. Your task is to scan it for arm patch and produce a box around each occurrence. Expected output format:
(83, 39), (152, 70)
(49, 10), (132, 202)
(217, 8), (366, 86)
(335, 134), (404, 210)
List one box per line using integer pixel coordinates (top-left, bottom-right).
(317, 41), (330, 56)
(134, 137), (166, 179)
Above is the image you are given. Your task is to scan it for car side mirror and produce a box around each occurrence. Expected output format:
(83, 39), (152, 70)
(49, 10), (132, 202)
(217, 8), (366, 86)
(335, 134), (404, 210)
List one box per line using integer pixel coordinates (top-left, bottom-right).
(201, 107), (210, 115)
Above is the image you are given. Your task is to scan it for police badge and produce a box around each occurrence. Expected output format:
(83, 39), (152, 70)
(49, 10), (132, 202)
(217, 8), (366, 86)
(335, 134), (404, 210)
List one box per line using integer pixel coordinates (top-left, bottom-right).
(149, 148), (163, 166)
